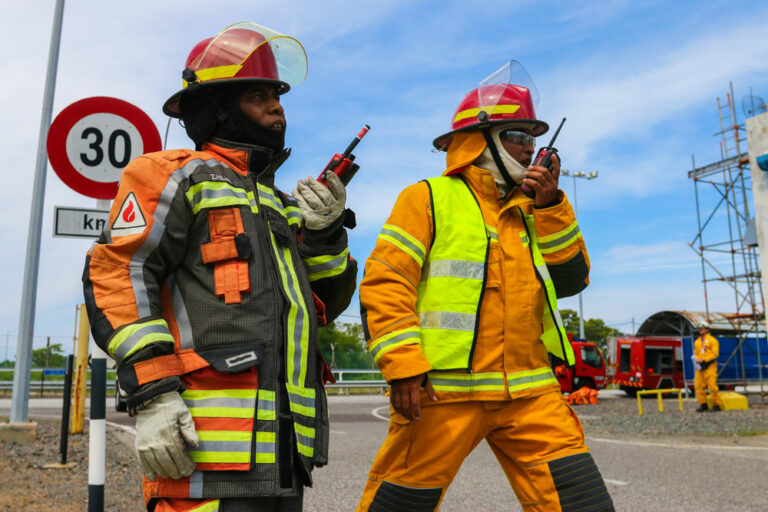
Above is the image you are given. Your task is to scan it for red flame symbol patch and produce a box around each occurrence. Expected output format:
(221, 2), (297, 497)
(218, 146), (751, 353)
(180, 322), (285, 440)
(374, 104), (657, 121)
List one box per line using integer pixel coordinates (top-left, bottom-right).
(122, 201), (135, 223)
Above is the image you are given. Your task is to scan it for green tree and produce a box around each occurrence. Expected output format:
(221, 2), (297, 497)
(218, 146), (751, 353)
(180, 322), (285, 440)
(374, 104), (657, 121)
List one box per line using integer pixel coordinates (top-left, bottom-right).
(32, 343), (66, 368)
(317, 322), (372, 370)
(559, 309), (620, 353)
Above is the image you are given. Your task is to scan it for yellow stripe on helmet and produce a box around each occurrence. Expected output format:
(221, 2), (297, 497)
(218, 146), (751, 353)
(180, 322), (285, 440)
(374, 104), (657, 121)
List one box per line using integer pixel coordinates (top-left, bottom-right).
(453, 104), (521, 123)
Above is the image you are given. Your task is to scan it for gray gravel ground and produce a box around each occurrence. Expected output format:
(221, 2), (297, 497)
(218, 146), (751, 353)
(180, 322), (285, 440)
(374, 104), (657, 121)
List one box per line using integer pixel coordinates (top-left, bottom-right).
(2, 391), (767, 511)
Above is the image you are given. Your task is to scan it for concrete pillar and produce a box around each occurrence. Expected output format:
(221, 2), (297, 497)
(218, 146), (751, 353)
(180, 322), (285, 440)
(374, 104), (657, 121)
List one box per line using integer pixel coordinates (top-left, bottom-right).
(746, 111), (768, 330)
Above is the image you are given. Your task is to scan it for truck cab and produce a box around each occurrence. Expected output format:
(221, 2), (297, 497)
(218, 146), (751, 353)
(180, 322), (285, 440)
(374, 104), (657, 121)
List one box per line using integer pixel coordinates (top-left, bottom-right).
(607, 336), (684, 396)
(553, 334), (607, 393)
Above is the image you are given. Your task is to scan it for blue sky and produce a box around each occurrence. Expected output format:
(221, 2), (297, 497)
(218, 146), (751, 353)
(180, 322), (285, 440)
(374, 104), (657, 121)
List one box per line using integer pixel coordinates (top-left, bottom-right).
(2, 1), (768, 358)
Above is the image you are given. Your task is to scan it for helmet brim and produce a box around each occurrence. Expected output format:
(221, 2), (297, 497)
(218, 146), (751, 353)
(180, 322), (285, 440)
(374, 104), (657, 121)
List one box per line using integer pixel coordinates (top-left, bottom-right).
(163, 77), (290, 118)
(433, 118), (549, 151)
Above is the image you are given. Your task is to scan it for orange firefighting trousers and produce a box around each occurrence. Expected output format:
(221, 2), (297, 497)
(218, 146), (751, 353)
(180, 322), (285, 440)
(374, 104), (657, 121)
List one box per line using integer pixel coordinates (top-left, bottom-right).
(695, 364), (724, 407)
(356, 391), (613, 511)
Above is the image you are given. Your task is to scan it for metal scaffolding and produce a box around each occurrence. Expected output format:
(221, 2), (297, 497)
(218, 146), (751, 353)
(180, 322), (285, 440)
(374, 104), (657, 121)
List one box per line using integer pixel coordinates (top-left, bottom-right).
(688, 82), (766, 391)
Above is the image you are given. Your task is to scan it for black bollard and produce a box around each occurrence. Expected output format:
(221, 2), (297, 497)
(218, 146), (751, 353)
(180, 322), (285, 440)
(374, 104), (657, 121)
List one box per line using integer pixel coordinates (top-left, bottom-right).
(59, 354), (74, 464)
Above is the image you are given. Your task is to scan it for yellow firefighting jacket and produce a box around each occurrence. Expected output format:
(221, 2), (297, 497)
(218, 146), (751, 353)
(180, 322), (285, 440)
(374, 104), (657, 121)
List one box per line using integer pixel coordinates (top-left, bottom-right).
(360, 130), (589, 403)
(83, 140), (356, 501)
(694, 334), (720, 367)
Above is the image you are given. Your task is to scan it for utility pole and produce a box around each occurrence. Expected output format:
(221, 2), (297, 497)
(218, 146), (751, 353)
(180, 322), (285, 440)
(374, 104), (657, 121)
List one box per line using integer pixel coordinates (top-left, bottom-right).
(10, 0), (65, 424)
(560, 169), (598, 339)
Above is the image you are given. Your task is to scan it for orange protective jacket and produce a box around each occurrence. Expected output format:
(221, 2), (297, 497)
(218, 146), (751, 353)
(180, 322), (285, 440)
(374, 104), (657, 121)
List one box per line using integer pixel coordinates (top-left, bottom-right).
(360, 131), (590, 403)
(83, 140), (356, 502)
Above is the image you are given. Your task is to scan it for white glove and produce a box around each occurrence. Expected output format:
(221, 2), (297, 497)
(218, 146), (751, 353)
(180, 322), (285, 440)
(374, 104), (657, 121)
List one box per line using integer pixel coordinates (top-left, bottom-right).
(134, 390), (200, 481)
(292, 171), (346, 230)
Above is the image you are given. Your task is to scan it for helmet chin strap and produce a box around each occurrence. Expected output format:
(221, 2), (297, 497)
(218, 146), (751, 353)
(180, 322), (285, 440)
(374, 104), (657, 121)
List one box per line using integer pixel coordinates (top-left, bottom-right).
(481, 128), (517, 193)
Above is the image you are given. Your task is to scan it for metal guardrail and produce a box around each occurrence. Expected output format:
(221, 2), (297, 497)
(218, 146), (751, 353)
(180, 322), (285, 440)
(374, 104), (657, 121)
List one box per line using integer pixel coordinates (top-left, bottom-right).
(0, 369), (387, 395)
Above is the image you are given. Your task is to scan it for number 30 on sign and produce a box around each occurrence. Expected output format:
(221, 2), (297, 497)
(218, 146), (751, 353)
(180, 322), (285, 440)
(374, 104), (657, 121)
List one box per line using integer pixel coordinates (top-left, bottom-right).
(47, 97), (161, 199)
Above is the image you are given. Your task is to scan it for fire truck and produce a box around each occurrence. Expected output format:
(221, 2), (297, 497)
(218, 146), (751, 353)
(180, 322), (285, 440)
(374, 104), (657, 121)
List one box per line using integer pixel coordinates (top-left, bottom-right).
(606, 336), (684, 396)
(553, 334), (607, 393)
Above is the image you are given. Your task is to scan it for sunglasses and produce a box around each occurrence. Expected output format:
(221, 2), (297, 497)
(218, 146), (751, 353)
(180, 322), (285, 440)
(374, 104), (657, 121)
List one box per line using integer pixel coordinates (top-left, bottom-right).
(499, 130), (536, 148)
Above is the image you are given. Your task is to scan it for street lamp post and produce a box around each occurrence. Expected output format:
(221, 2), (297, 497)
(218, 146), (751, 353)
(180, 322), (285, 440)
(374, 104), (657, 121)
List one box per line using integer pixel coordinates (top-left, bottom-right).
(4, 330), (14, 363)
(560, 169), (598, 340)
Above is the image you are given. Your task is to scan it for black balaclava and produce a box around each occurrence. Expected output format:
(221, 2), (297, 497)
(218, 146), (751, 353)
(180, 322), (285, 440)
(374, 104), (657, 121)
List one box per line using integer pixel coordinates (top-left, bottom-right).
(180, 82), (287, 164)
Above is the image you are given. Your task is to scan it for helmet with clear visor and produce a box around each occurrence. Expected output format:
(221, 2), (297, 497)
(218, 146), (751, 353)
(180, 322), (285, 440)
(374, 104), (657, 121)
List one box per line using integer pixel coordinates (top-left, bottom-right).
(433, 61), (548, 151)
(163, 22), (308, 117)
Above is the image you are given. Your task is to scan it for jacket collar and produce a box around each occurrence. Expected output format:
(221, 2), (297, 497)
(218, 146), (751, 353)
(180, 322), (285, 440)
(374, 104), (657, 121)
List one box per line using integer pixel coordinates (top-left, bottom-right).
(459, 165), (533, 212)
(202, 139), (290, 183)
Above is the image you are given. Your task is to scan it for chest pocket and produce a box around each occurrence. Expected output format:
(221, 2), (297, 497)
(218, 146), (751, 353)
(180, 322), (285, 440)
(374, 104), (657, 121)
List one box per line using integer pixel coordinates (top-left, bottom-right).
(201, 207), (252, 304)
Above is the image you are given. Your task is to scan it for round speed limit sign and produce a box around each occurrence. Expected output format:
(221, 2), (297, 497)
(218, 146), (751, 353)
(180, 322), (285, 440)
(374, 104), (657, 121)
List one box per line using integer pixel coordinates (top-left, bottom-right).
(47, 96), (162, 199)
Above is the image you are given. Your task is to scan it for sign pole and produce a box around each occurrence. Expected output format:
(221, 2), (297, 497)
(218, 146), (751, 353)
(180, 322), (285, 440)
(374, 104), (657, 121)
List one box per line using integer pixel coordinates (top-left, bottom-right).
(10, 0), (65, 424)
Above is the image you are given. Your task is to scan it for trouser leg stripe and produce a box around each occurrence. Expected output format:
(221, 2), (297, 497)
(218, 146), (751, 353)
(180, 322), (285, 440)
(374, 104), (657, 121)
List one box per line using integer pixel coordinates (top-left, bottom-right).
(548, 453), (615, 512)
(370, 481), (442, 512)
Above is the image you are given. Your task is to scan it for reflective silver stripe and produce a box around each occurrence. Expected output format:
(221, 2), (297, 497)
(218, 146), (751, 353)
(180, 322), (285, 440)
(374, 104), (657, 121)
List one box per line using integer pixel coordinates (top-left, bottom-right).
(258, 186), (285, 215)
(111, 323), (170, 362)
(429, 376), (505, 388)
(508, 369), (557, 388)
(285, 207), (302, 225)
(288, 391), (315, 412)
(258, 392), (276, 420)
(424, 260), (485, 280)
(538, 225), (581, 250)
(379, 226), (426, 263)
(169, 275), (194, 350)
(520, 234), (529, 245)
(190, 186), (251, 206)
(131, 158), (216, 316)
(183, 396), (255, 410)
(306, 253), (348, 275)
(296, 431), (313, 449)
(419, 311), (476, 331)
(189, 471), (203, 498)
(256, 439), (276, 455)
(370, 330), (420, 359)
(194, 439), (251, 453)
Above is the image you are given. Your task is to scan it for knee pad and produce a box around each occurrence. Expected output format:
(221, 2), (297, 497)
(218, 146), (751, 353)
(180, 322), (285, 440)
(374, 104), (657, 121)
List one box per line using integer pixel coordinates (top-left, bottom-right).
(548, 452), (614, 512)
(370, 481), (442, 512)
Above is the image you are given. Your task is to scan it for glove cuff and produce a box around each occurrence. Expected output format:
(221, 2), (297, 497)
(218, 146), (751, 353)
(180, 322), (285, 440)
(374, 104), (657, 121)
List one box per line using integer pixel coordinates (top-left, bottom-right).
(127, 377), (184, 415)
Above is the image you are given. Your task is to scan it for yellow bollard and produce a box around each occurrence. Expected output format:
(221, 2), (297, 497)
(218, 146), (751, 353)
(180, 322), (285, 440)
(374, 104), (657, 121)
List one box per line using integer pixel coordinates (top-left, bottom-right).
(637, 388), (684, 415)
(70, 304), (90, 434)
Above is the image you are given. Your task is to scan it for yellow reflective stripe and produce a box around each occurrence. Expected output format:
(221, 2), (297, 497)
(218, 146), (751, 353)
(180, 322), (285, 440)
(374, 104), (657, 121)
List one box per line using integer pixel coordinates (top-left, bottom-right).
(189, 451), (250, 463)
(186, 181), (258, 214)
(485, 224), (498, 240)
(286, 383), (316, 417)
(507, 367), (559, 393)
(182, 388), (257, 418)
(304, 248), (349, 281)
(285, 205), (302, 227)
(197, 430), (251, 442)
(183, 389), (257, 400)
(258, 389), (276, 420)
(379, 224), (426, 266)
(519, 231), (529, 247)
(107, 319), (173, 363)
(257, 183), (286, 217)
(453, 104), (521, 123)
(538, 221), (581, 254)
(369, 326), (421, 362)
(188, 500), (220, 512)
(187, 407), (255, 418)
(186, 64), (243, 86)
(427, 372), (506, 392)
(255, 431), (276, 463)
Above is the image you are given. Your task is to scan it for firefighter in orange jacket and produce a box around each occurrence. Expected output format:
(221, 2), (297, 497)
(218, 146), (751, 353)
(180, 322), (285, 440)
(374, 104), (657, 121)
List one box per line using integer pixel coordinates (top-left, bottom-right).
(83, 23), (357, 511)
(356, 64), (614, 511)
(694, 322), (724, 412)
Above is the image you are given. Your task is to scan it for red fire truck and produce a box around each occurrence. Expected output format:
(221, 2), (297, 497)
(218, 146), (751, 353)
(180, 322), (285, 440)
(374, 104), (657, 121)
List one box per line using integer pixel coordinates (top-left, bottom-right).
(553, 334), (607, 393)
(606, 336), (684, 395)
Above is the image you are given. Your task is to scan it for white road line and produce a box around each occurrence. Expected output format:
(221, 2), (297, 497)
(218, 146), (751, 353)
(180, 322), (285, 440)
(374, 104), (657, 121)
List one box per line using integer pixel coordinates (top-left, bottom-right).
(106, 420), (136, 435)
(587, 436), (768, 451)
(372, 406), (390, 421)
(604, 479), (629, 486)
(331, 430), (347, 435)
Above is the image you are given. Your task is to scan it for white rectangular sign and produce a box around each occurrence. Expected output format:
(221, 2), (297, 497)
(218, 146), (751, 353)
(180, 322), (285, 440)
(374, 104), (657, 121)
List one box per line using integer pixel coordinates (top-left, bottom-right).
(53, 206), (109, 239)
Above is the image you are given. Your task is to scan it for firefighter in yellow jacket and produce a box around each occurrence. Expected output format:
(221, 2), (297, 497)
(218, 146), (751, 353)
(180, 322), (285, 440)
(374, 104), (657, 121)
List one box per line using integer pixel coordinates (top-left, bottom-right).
(694, 322), (724, 412)
(83, 23), (357, 511)
(356, 64), (614, 511)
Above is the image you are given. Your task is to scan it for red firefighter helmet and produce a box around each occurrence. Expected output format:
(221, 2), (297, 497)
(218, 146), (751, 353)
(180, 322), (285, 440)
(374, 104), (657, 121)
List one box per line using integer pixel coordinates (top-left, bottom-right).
(433, 83), (548, 151)
(163, 22), (308, 118)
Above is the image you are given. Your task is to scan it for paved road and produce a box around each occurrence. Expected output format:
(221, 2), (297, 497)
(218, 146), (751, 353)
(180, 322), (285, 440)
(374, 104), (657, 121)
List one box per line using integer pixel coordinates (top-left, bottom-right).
(3, 394), (768, 511)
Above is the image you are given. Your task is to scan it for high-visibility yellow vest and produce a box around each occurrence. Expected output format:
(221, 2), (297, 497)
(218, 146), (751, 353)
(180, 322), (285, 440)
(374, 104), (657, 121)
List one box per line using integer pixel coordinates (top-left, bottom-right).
(416, 176), (574, 370)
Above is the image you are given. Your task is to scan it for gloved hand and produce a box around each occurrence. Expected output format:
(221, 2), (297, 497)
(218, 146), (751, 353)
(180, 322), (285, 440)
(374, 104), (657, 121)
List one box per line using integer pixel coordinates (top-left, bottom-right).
(292, 171), (346, 230)
(134, 390), (200, 481)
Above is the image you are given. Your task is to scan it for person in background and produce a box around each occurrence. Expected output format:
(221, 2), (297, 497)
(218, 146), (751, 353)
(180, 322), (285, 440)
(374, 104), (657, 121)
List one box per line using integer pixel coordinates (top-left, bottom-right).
(694, 321), (724, 412)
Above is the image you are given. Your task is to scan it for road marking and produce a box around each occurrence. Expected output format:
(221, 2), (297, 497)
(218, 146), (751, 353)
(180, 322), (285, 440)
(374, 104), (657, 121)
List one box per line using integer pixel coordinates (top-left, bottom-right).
(604, 479), (629, 486)
(372, 406), (390, 421)
(587, 436), (768, 451)
(106, 420), (136, 435)
(331, 430), (347, 435)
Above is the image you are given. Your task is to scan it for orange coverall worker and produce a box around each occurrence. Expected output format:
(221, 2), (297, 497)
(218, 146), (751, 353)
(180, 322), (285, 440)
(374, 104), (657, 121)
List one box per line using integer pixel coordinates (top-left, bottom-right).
(694, 333), (724, 408)
(83, 141), (356, 508)
(357, 130), (613, 511)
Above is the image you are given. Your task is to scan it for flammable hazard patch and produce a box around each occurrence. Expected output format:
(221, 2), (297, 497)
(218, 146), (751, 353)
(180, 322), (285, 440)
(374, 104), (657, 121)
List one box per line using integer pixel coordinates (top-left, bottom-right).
(111, 192), (147, 236)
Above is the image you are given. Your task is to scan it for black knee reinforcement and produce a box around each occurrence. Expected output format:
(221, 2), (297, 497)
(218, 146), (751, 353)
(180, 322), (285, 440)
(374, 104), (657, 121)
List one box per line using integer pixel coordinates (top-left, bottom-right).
(370, 481), (442, 512)
(548, 452), (614, 512)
